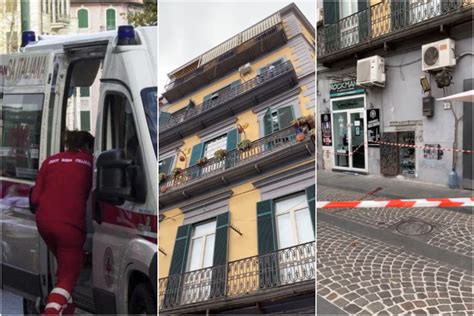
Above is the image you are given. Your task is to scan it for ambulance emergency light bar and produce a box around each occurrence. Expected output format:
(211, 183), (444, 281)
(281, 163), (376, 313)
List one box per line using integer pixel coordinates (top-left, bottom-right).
(117, 25), (137, 46)
(21, 31), (36, 47)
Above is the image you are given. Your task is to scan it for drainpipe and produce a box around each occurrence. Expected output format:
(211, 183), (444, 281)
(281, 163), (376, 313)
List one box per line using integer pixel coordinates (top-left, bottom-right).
(20, 0), (30, 33)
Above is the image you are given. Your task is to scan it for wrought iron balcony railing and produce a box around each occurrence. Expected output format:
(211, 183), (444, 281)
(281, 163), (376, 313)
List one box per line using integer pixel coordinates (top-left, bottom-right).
(159, 241), (315, 311)
(317, 0), (472, 59)
(160, 126), (311, 193)
(160, 60), (295, 131)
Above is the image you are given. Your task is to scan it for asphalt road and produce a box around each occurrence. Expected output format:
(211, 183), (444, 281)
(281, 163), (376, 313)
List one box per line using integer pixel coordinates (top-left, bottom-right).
(316, 171), (473, 315)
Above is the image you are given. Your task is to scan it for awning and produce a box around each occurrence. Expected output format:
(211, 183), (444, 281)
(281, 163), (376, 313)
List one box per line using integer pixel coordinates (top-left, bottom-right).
(437, 90), (474, 103)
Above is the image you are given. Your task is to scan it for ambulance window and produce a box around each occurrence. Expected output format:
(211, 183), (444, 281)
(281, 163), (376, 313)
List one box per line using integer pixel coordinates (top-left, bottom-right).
(102, 94), (139, 162)
(1, 94), (43, 180)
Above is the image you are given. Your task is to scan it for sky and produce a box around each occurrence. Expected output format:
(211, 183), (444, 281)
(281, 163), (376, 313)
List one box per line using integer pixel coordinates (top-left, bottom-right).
(158, 1), (315, 95)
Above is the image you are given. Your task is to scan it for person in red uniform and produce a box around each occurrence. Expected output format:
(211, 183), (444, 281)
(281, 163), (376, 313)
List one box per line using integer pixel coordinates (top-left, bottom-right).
(31, 131), (94, 315)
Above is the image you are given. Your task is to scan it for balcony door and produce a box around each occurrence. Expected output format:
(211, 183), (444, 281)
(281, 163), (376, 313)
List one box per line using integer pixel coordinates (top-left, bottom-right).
(409, 0), (442, 24)
(202, 134), (227, 174)
(339, 0), (359, 48)
(275, 193), (315, 285)
(181, 220), (216, 304)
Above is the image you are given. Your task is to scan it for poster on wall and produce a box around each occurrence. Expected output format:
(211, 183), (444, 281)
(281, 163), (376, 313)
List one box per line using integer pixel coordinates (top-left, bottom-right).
(321, 113), (332, 146)
(367, 109), (381, 147)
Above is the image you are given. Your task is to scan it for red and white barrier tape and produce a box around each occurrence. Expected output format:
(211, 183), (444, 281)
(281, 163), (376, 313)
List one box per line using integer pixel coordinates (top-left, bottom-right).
(371, 141), (474, 154)
(317, 198), (474, 209)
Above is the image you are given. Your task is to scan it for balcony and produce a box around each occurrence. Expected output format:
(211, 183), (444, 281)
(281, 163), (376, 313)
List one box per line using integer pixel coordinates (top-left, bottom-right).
(159, 60), (297, 147)
(159, 242), (315, 313)
(163, 14), (287, 102)
(159, 126), (314, 207)
(317, 0), (473, 64)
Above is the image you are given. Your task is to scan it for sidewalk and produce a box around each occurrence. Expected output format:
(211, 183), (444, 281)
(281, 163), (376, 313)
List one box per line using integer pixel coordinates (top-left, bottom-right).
(318, 170), (473, 200)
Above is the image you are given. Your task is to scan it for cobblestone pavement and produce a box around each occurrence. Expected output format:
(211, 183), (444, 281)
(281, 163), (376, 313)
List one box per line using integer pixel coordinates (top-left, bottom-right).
(318, 184), (473, 257)
(317, 222), (474, 315)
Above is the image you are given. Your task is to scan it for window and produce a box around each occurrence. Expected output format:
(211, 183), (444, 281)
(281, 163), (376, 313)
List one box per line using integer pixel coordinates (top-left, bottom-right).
(102, 94), (139, 162)
(202, 80), (240, 109)
(275, 193), (315, 249)
(263, 106), (294, 135)
(275, 193), (315, 285)
(77, 8), (88, 29)
(79, 87), (90, 98)
(106, 8), (116, 31)
(1, 94), (44, 180)
(258, 58), (285, 76)
(159, 156), (175, 175)
(181, 220), (216, 304)
(203, 134), (227, 159)
(80, 110), (91, 132)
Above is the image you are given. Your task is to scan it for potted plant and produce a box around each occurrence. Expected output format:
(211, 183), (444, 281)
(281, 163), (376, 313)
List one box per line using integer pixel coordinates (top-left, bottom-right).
(197, 157), (208, 167)
(291, 118), (301, 128)
(160, 186), (168, 193)
(159, 172), (167, 183)
(305, 115), (315, 129)
(296, 132), (306, 142)
(172, 167), (184, 179)
(214, 149), (228, 160)
(237, 139), (252, 152)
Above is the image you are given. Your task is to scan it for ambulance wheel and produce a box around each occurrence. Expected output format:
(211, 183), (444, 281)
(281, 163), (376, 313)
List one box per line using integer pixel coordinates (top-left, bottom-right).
(128, 283), (156, 315)
(23, 298), (39, 315)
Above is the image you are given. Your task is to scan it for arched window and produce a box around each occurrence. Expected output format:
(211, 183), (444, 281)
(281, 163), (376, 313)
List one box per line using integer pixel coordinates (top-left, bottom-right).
(77, 8), (88, 29)
(106, 8), (116, 30)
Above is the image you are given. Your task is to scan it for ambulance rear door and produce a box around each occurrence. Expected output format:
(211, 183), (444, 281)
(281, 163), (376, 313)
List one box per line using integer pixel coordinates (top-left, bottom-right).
(1, 52), (57, 302)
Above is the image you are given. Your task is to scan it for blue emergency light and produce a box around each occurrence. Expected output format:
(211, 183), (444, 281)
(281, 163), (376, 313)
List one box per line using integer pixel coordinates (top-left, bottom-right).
(117, 25), (137, 46)
(21, 31), (36, 47)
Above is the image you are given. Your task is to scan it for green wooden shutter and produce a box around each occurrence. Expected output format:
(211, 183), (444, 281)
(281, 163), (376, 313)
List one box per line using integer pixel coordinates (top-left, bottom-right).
(391, 0), (408, 31)
(257, 200), (279, 288)
(306, 185), (315, 231)
(189, 142), (204, 178)
(323, 0), (339, 25)
(80, 111), (91, 131)
(358, 0), (369, 42)
(189, 143), (204, 166)
(78, 9), (88, 28)
(278, 106), (294, 130)
(165, 224), (192, 307)
(263, 108), (273, 136)
(203, 94), (212, 110)
(226, 129), (239, 151)
(106, 9), (116, 30)
(159, 111), (171, 126)
(159, 156), (174, 175)
(211, 212), (229, 298)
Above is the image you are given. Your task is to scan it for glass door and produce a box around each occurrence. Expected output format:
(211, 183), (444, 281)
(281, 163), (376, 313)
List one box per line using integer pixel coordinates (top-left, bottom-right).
(332, 108), (367, 172)
(350, 111), (366, 170)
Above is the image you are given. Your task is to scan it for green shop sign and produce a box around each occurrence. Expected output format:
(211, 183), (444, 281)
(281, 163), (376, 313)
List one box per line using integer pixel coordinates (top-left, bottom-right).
(329, 79), (365, 98)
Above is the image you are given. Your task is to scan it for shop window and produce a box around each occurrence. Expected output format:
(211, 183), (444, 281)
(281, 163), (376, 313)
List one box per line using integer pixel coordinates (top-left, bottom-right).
(1, 94), (44, 180)
(77, 8), (89, 29)
(106, 8), (116, 31)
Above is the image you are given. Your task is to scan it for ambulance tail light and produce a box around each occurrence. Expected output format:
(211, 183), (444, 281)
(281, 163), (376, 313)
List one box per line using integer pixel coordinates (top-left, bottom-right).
(21, 31), (36, 47)
(117, 25), (137, 46)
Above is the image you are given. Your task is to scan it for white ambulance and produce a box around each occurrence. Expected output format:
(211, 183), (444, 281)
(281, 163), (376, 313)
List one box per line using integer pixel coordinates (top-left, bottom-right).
(0, 26), (157, 314)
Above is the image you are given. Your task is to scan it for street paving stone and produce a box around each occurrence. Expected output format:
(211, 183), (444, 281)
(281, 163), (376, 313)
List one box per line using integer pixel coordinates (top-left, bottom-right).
(317, 222), (473, 315)
(318, 185), (473, 258)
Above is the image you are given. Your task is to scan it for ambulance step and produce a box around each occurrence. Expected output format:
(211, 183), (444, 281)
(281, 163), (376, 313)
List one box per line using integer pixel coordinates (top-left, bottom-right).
(73, 285), (95, 314)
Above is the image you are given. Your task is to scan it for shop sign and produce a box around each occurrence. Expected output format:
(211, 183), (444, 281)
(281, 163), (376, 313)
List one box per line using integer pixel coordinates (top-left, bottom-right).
(321, 113), (332, 146)
(329, 79), (365, 98)
(367, 109), (381, 147)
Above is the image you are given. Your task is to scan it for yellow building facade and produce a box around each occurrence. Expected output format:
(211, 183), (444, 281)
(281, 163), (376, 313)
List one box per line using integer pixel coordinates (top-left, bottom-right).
(159, 4), (315, 314)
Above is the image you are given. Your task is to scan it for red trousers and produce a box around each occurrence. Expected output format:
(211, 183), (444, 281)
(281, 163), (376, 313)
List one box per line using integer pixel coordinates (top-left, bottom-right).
(37, 221), (86, 294)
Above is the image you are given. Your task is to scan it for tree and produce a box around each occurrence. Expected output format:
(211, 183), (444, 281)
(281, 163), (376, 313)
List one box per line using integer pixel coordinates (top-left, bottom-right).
(126, 0), (157, 27)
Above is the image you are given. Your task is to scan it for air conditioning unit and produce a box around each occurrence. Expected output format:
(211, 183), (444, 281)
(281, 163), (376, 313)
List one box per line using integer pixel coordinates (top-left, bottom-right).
(422, 38), (456, 72)
(357, 55), (386, 88)
(238, 63), (252, 75)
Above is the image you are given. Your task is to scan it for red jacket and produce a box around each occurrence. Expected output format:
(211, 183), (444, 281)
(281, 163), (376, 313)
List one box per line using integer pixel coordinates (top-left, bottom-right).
(32, 150), (93, 232)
